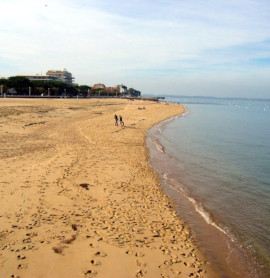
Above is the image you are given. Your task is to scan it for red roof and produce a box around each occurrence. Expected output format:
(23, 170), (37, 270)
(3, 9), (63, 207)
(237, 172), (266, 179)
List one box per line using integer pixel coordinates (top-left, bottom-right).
(93, 83), (106, 89)
(107, 87), (116, 91)
(47, 70), (67, 73)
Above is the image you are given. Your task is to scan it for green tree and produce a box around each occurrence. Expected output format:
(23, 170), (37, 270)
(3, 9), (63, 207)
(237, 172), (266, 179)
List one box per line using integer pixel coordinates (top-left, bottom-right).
(33, 87), (46, 96)
(109, 90), (118, 97)
(7, 76), (32, 94)
(99, 89), (107, 96)
(0, 79), (9, 94)
(8, 76), (31, 88)
(91, 89), (100, 96)
(51, 87), (59, 96)
(31, 80), (77, 96)
(78, 85), (91, 97)
(0, 78), (9, 86)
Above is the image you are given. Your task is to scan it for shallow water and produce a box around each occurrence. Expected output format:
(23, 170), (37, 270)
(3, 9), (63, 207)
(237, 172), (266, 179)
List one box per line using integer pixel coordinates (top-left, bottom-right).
(147, 97), (270, 277)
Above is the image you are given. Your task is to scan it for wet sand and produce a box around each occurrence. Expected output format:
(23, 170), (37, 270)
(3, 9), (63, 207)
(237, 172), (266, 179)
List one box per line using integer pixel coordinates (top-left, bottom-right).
(0, 98), (210, 278)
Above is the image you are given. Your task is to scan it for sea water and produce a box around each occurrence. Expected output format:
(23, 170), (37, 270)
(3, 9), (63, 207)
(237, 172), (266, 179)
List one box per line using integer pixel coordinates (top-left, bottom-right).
(146, 97), (270, 277)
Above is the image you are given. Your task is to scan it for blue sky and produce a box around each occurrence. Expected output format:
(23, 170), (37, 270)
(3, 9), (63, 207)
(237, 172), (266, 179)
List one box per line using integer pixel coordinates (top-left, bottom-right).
(0, 0), (270, 98)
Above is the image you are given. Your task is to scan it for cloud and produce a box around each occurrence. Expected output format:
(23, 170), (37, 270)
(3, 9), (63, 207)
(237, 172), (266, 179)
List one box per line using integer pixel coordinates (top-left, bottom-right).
(0, 0), (270, 97)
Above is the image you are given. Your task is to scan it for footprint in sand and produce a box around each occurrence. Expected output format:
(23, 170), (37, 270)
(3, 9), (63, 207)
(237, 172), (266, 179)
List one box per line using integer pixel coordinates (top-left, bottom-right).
(164, 260), (173, 266)
(17, 263), (27, 270)
(84, 269), (97, 277)
(136, 269), (147, 277)
(94, 251), (107, 257)
(158, 264), (167, 269)
(136, 260), (146, 267)
(62, 234), (77, 244)
(90, 259), (101, 266)
(163, 249), (171, 255)
(17, 255), (26, 260)
(171, 268), (181, 275)
(71, 224), (78, 231)
(52, 246), (67, 255)
(171, 258), (181, 264)
(135, 252), (144, 257)
(125, 250), (135, 255)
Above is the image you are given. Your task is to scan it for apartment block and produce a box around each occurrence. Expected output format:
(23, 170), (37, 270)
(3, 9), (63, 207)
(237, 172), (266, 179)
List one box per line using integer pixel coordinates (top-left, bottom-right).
(46, 69), (74, 84)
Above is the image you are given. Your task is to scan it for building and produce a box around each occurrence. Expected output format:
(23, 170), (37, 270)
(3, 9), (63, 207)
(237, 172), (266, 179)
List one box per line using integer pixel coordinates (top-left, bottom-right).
(92, 83), (106, 89)
(46, 69), (74, 84)
(116, 84), (128, 94)
(107, 87), (116, 91)
(17, 75), (58, 82)
(17, 69), (74, 84)
(116, 84), (141, 97)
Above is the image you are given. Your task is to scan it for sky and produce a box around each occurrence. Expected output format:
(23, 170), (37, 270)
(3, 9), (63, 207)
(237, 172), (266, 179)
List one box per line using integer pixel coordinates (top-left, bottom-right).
(0, 0), (270, 98)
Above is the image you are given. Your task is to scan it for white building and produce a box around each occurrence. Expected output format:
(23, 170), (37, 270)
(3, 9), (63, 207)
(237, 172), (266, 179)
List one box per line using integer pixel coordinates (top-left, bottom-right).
(116, 84), (128, 94)
(46, 69), (74, 84)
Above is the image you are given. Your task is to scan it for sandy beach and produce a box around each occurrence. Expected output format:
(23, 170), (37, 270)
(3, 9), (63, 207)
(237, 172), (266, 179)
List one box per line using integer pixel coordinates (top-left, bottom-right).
(0, 98), (210, 278)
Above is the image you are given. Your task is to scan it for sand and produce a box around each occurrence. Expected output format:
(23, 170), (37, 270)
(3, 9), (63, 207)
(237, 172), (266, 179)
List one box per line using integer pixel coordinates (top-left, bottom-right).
(0, 98), (210, 278)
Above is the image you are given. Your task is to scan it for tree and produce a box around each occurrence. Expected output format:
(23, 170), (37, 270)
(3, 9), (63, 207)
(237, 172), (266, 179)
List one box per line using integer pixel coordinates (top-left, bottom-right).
(78, 85), (91, 97)
(1, 76), (95, 97)
(92, 89), (100, 96)
(51, 87), (59, 96)
(0, 79), (9, 94)
(31, 80), (77, 96)
(7, 76), (32, 94)
(79, 85), (91, 90)
(33, 87), (46, 96)
(108, 90), (117, 97)
(0, 78), (9, 86)
(99, 89), (107, 96)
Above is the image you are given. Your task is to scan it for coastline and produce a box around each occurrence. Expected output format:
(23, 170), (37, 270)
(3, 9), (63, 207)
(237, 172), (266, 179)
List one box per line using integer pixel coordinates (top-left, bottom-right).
(146, 108), (266, 278)
(0, 98), (210, 278)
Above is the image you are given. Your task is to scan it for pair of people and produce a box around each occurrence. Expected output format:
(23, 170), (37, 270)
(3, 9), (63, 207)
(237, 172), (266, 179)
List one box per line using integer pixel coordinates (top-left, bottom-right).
(114, 114), (124, 127)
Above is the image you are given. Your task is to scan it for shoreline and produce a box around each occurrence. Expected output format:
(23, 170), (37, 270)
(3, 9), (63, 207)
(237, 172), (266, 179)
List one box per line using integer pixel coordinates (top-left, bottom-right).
(0, 98), (210, 278)
(146, 108), (266, 278)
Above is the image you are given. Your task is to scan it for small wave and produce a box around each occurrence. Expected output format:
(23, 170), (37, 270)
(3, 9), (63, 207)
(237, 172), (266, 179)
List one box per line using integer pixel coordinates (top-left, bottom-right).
(187, 196), (230, 237)
(156, 142), (164, 153)
(164, 174), (233, 240)
(149, 137), (164, 153)
(174, 111), (190, 119)
(183, 109), (190, 117)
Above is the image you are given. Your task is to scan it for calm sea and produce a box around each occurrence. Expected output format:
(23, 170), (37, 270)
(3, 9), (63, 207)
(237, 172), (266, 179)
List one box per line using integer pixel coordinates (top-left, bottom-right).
(146, 96), (270, 278)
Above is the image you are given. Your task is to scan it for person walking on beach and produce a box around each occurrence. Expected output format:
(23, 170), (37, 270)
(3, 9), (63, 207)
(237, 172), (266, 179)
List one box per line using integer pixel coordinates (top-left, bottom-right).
(119, 115), (124, 128)
(114, 114), (118, 126)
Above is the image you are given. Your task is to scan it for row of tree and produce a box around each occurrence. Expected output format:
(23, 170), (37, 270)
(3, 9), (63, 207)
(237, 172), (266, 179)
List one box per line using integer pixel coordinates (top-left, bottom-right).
(0, 77), (119, 97)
